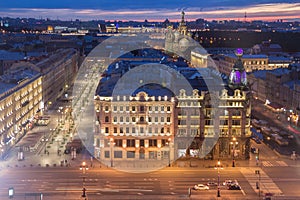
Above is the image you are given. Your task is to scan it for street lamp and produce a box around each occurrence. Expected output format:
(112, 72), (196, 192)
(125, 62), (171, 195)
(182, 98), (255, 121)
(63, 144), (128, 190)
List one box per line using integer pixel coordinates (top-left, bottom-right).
(41, 134), (48, 154)
(214, 160), (222, 197)
(79, 161), (89, 198)
(109, 138), (115, 167)
(255, 169), (261, 197)
(166, 138), (172, 167)
(230, 137), (238, 167)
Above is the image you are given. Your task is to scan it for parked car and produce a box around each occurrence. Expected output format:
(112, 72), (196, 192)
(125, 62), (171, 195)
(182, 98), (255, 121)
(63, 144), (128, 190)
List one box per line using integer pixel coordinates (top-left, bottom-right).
(228, 184), (241, 190)
(193, 184), (209, 190)
(223, 180), (238, 186)
(207, 182), (218, 187)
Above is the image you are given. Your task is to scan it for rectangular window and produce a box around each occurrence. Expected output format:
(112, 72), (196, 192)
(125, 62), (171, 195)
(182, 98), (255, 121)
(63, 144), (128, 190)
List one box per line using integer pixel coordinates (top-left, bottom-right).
(167, 106), (171, 112)
(140, 127), (144, 134)
(149, 139), (157, 147)
(161, 139), (167, 147)
(114, 139), (122, 147)
(132, 117), (136, 122)
(148, 106), (152, 111)
(120, 106), (123, 111)
(127, 139), (135, 147)
(148, 117), (152, 122)
(113, 106), (117, 111)
(161, 106), (164, 111)
(120, 127), (123, 134)
(105, 106), (109, 111)
(205, 119), (214, 125)
(140, 139), (145, 147)
(149, 151), (157, 159)
(127, 151), (135, 158)
(232, 120), (241, 125)
(104, 151), (110, 158)
(105, 127), (109, 133)
(113, 117), (117, 123)
(114, 151), (122, 158)
(148, 127), (152, 134)
(167, 117), (171, 122)
(155, 117), (158, 122)
(161, 117), (164, 123)
(113, 127), (117, 133)
(191, 120), (199, 125)
(220, 119), (228, 125)
(126, 117), (129, 122)
(120, 117), (123, 122)
(178, 120), (186, 125)
(126, 106), (129, 111)
(126, 127), (129, 133)
(132, 127), (136, 133)
(155, 106), (158, 111)
(132, 106), (136, 112)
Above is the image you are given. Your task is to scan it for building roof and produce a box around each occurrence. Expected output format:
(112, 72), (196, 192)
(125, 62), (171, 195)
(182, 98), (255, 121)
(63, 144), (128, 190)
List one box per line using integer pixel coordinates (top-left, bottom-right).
(251, 70), (268, 80)
(96, 58), (228, 97)
(0, 50), (25, 60)
(268, 68), (291, 76)
(225, 54), (268, 59)
(0, 66), (40, 100)
(268, 56), (292, 63)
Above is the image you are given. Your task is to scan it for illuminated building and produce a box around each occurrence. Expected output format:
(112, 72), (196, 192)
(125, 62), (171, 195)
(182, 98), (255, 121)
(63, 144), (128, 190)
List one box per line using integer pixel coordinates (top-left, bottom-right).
(0, 66), (42, 159)
(94, 49), (251, 165)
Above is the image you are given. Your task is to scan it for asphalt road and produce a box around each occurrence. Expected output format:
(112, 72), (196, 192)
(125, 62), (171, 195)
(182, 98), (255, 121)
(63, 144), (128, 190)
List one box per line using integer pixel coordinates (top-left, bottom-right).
(0, 166), (257, 200)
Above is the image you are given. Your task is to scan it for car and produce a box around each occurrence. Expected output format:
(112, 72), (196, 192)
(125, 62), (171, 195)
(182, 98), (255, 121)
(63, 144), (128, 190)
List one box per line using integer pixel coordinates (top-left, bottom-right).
(207, 182), (218, 187)
(193, 184), (209, 190)
(228, 184), (241, 190)
(223, 180), (236, 186)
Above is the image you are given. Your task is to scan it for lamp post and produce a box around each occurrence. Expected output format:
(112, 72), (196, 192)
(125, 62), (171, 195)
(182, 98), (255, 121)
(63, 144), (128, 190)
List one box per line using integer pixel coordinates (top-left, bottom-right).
(166, 138), (172, 167)
(255, 169), (261, 197)
(79, 161), (89, 198)
(230, 137), (238, 167)
(41, 133), (48, 154)
(215, 160), (221, 197)
(109, 138), (115, 167)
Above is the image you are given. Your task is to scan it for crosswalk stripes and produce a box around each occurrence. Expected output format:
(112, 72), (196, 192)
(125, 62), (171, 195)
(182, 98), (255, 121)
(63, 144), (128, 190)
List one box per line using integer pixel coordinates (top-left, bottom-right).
(261, 160), (288, 167)
(240, 167), (283, 196)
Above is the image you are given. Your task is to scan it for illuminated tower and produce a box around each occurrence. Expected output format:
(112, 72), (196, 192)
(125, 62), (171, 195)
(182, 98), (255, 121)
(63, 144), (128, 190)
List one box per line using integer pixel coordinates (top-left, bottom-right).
(229, 48), (247, 90)
(178, 11), (188, 35)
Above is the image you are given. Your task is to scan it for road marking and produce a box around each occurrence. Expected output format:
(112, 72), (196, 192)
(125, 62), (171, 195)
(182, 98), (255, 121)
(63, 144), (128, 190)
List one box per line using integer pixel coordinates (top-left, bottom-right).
(241, 189), (246, 196)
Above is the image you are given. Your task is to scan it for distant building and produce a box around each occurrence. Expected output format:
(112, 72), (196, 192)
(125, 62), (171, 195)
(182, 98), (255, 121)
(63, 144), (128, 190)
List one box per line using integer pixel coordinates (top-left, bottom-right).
(218, 53), (268, 75)
(251, 41), (283, 55)
(33, 48), (79, 110)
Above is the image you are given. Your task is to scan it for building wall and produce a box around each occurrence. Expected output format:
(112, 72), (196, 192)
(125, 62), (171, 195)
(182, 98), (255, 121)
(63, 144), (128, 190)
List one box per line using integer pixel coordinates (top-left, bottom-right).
(219, 55), (269, 75)
(94, 92), (176, 164)
(0, 75), (42, 158)
(94, 88), (251, 163)
(35, 49), (79, 110)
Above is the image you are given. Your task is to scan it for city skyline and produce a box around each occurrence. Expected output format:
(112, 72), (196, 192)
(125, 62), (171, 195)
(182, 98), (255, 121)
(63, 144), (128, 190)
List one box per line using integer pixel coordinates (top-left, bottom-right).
(0, 1), (299, 22)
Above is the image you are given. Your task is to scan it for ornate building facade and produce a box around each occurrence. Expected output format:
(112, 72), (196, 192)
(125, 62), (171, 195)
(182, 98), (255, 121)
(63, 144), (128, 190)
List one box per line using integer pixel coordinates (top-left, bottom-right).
(94, 49), (251, 167)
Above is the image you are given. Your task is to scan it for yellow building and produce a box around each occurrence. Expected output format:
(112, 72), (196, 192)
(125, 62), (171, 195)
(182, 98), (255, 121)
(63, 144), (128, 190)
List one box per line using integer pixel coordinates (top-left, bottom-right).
(0, 66), (42, 158)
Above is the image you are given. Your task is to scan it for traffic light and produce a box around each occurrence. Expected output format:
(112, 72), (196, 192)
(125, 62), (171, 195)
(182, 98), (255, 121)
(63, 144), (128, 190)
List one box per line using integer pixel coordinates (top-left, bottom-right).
(82, 188), (86, 197)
